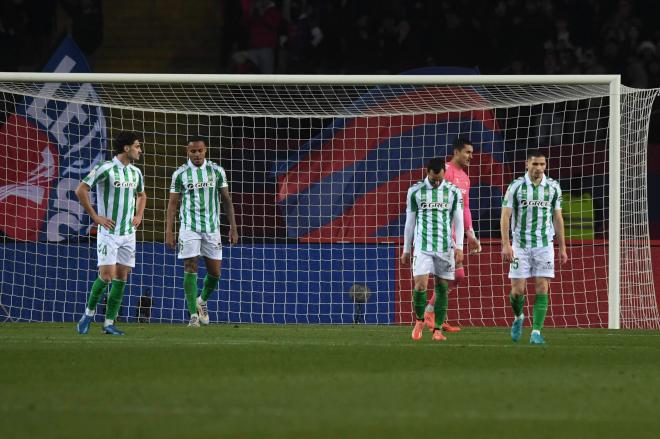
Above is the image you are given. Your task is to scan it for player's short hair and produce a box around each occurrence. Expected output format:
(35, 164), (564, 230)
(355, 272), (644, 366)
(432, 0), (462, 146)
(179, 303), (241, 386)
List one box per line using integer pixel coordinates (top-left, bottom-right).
(526, 149), (546, 160)
(452, 137), (473, 152)
(114, 131), (140, 155)
(426, 157), (445, 173)
(187, 136), (208, 146)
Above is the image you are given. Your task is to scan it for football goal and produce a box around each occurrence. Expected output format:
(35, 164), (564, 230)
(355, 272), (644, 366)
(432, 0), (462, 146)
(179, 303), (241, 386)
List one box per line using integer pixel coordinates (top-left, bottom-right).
(0, 73), (658, 329)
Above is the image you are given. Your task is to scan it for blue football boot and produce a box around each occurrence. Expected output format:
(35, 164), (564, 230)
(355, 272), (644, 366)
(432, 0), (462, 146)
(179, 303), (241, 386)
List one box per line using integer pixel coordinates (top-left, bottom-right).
(529, 331), (545, 345)
(510, 315), (524, 342)
(103, 324), (125, 335)
(77, 315), (93, 334)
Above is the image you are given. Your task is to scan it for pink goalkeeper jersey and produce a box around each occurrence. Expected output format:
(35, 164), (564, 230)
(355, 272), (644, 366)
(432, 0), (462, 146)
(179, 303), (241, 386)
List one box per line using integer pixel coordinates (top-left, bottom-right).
(444, 161), (473, 232)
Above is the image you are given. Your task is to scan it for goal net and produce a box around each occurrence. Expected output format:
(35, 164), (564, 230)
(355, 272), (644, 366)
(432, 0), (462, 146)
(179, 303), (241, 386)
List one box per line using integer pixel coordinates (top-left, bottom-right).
(0, 73), (658, 329)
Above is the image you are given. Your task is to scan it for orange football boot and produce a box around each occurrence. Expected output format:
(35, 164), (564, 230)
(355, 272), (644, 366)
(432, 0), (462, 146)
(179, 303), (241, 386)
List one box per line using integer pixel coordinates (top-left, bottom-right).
(432, 329), (447, 341)
(441, 322), (461, 333)
(412, 320), (425, 340)
(424, 311), (435, 331)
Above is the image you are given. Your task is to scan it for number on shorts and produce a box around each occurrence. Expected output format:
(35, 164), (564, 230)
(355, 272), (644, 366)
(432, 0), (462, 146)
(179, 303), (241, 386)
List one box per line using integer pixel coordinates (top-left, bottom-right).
(98, 244), (107, 256)
(511, 257), (519, 270)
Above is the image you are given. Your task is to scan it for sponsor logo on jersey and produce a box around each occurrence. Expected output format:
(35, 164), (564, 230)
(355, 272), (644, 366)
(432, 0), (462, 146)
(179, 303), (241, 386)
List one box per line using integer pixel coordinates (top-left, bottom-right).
(114, 181), (138, 189)
(521, 200), (552, 208)
(186, 181), (216, 190)
(420, 201), (450, 210)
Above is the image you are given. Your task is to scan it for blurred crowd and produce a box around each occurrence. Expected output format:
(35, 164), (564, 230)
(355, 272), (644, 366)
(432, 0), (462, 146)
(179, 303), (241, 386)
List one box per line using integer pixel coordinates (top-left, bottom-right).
(224, 0), (660, 87)
(2, 0), (660, 88)
(0, 0), (102, 71)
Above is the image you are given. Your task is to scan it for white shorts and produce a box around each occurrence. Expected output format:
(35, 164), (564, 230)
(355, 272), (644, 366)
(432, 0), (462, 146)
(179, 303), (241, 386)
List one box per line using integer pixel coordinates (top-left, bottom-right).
(97, 231), (136, 268)
(412, 250), (455, 280)
(178, 229), (223, 260)
(509, 245), (555, 279)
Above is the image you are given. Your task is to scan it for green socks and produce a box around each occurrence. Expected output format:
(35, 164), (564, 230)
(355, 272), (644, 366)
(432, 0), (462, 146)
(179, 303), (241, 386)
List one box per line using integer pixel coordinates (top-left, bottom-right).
(412, 289), (427, 320)
(105, 279), (126, 321)
(433, 282), (448, 328)
(86, 277), (109, 311)
(184, 272), (198, 315)
(510, 292), (525, 317)
(200, 274), (220, 302)
(532, 293), (549, 331)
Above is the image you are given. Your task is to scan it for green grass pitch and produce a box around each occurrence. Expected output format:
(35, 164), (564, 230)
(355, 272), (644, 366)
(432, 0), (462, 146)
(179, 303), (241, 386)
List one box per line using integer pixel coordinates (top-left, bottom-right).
(1, 323), (659, 439)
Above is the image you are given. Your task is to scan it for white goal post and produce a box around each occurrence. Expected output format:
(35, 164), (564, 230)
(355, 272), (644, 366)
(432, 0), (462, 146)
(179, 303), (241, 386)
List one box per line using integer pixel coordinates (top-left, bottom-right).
(0, 72), (658, 329)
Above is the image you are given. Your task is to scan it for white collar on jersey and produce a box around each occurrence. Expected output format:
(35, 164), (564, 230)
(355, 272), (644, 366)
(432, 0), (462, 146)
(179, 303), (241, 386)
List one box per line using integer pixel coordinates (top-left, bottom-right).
(524, 172), (547, 186)
(112, 156), (127, 169)
(424, 176), (443, 189)
(187, 158), (207, 170)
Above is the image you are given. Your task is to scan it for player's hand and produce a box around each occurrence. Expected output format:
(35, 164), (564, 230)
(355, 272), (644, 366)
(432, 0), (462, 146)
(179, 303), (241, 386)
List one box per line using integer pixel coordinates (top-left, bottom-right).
(132, 214), (143, 228)
(559, 247), (569, 265)
(501, 243), (514, 263)
(467, 235), (481, 254)
(455, 249), (464, 266)
(229, 227), (239, 245)
(92, 215), (115, 230)
(165, 231), (176, 250)
(400, 252), (411, 265)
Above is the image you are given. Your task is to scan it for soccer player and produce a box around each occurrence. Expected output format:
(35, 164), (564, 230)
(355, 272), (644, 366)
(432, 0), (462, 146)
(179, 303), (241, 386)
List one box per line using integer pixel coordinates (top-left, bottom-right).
(75, 131), (147, 335)
(401, 157), (464, 341)
(424, 137), (481, 332)
(165, 137), (239, 327)
(500, 149), (568, 344)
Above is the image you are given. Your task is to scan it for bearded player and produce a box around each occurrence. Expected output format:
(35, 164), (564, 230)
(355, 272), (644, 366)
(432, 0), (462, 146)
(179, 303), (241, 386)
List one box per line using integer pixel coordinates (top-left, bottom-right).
(424, 138), (481, 332)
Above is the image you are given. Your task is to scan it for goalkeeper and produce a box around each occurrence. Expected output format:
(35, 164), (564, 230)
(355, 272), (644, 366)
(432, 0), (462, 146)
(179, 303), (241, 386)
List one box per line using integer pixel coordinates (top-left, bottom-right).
(401, 157), (464, 341)
(76, 131), (147, 335)
(166, 137), (239, 327)
(500, 150), (568, 345)
(424, 138), (481, 333)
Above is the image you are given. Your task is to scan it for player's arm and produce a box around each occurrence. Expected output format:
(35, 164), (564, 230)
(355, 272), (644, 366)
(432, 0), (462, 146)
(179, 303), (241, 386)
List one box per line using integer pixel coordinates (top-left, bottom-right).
(463, 193), (481, 254)
(133, 191), (147, 228)
(166, 171), (182, 250)
(500, 207), (514, 262)
(220, 187), (239, 245)
(401, 210), (416, 265)
(452, 195), (465, 266)
(500, 183), (516, 263)
(74, 181), (115, 230)
(551, 184), (568, 264)
(401, 186), (416, 265)
(132, 169), (147, 228)
(553, 205), (568, 265)
(165, 192), (180, 250)
(553, 209), (568, 265)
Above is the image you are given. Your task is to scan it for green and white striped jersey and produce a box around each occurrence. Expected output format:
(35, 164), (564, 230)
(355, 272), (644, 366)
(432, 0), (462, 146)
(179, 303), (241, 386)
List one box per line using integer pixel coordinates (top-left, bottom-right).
(404, 178), (464, 253)
(170, 159), (229, 233)
(502, 173), (562, 248)
(82, 157), (144, 236)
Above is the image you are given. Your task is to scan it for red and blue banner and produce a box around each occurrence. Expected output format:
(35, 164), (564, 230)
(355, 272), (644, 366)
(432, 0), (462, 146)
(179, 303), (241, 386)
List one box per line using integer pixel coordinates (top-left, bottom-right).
(0, 36), (106, 242)
(274, 68), (511, 242)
